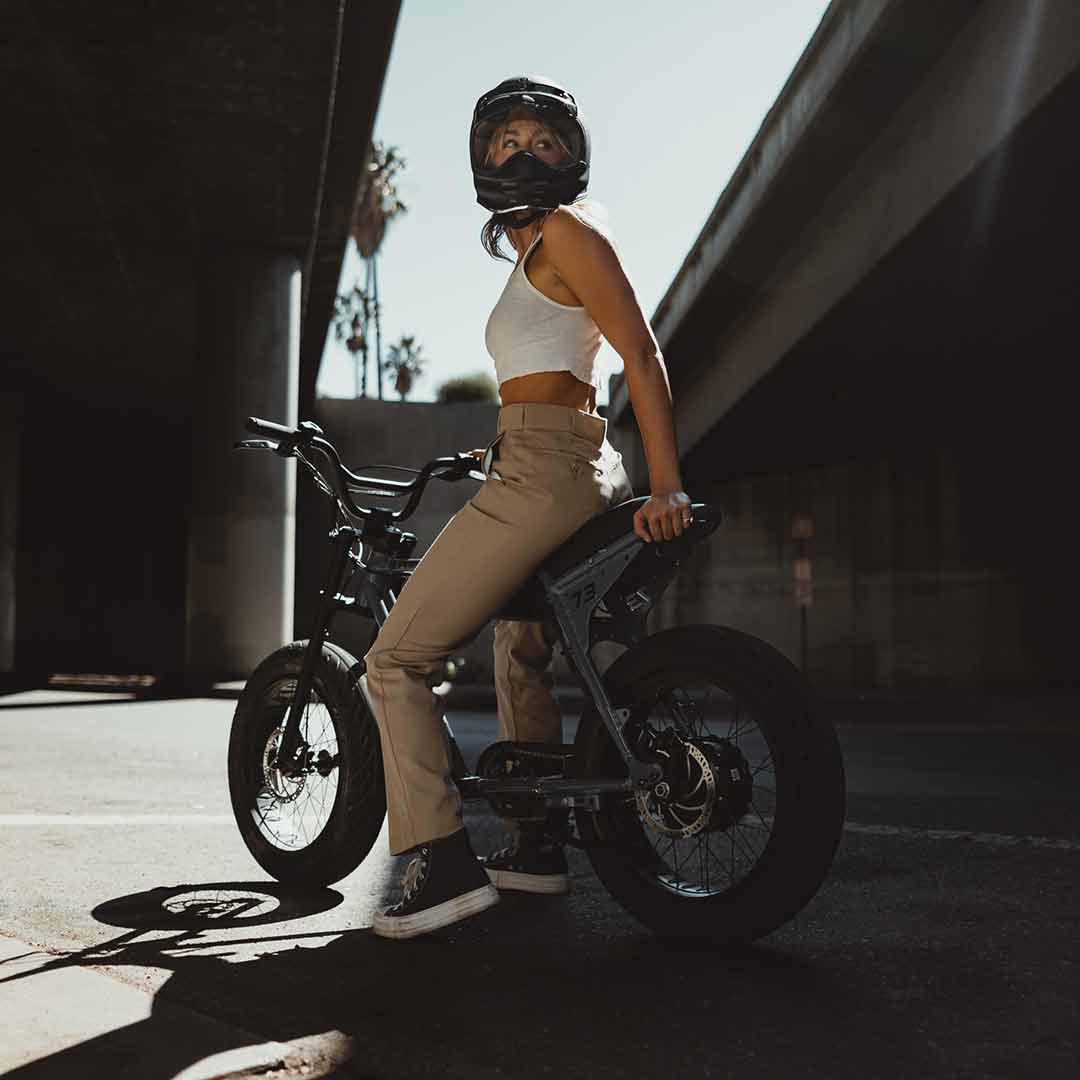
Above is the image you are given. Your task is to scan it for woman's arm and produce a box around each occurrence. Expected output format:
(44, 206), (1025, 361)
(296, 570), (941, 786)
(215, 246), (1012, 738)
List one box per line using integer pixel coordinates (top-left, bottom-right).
(542, 207), (692, 542)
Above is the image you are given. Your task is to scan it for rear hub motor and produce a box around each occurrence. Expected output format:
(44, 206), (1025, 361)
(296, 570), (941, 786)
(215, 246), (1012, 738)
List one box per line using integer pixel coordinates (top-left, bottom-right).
(635, 730), (753, 838)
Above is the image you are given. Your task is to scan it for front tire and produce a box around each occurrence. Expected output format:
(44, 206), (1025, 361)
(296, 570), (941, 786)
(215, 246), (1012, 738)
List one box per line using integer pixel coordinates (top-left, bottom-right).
(228, 640), (386, 888)
(575, 625), (845, 945)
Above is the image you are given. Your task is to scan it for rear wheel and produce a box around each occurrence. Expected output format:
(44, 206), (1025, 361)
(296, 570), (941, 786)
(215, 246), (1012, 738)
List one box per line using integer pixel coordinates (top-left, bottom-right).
(575, 625), (845, 944)
(228, 641), (386, 888)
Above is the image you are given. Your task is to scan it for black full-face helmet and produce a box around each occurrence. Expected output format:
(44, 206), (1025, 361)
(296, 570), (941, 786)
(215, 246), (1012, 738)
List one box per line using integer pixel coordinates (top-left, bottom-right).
(470, 75), (590, 228)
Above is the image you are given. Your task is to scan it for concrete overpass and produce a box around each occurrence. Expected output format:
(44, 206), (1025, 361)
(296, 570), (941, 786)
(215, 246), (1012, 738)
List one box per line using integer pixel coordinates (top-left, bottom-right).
(608, 0), (1080, 689)
(1, 1), (401, 687)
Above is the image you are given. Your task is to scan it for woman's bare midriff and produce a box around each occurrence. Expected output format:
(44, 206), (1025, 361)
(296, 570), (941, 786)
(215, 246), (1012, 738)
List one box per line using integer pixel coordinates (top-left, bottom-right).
(499, 370), (598, 416)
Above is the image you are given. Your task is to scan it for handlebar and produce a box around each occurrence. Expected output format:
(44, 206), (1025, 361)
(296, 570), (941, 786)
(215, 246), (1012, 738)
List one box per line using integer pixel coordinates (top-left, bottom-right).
(236, 416), (483, 524)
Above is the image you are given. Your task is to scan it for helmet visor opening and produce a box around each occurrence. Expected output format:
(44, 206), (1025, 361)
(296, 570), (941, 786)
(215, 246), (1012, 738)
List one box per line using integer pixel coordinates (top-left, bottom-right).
(471, 103), (584, 174)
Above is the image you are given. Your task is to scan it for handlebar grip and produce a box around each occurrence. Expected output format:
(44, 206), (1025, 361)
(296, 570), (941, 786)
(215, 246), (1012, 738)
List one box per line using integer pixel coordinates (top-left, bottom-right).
(246, 416), (296, 438)
(245, 419), (295, 440)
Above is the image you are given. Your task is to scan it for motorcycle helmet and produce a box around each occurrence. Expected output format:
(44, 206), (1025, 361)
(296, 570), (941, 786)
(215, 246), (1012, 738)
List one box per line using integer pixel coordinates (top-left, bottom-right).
(470, 75), (590, 228)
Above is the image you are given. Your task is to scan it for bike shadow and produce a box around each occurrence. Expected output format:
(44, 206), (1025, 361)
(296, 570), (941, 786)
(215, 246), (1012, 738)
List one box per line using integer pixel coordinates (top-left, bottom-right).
(0, 864), (874, 1080)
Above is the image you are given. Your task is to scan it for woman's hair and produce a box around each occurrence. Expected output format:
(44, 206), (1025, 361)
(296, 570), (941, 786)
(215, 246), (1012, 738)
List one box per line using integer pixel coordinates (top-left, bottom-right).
(480, 105), (575, 169)
(481, 198), (609, 263)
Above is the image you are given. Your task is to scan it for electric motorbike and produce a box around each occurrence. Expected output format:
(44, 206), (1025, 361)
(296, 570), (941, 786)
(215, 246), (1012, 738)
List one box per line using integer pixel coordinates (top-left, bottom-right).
(227, 416), (845, 944)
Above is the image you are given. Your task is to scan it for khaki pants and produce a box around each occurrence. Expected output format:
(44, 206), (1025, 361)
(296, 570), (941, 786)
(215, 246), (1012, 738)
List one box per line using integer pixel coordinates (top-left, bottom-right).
(362, 402), (634, 855)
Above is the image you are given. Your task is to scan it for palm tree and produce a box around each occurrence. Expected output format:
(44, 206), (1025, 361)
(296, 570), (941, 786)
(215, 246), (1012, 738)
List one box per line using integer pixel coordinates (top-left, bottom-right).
(384, 335), (427, 402)
(347, 140), (407, 400)
(331, 282), (374, 398)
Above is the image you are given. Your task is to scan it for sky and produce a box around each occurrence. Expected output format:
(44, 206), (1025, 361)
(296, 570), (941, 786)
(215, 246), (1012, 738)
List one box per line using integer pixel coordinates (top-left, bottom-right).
(317, 0), (832, 406)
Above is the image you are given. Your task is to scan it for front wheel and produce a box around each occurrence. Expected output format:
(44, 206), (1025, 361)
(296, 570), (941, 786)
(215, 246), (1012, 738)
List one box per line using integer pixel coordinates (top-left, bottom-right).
(228, 640), (386, 888)
(575, 625), (845, 945)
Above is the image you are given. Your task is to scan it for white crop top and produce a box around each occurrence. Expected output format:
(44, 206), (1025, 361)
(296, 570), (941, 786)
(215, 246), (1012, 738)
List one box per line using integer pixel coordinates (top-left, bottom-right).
(484, 230), (604, 390)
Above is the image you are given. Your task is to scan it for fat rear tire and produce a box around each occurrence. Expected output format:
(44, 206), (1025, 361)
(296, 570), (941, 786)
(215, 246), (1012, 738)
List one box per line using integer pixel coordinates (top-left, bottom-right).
(575, 624), (845, 945)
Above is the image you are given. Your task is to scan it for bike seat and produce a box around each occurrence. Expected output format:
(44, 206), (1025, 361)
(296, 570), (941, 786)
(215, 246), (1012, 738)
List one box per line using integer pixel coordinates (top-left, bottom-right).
(494, 497), (720, 621)
(541, 496), (652, 580)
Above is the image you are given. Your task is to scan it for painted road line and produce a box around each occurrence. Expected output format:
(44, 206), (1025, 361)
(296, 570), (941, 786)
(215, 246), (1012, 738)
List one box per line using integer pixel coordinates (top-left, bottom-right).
(0, 815), (236, 826)
(2, 814), (1077, 852)
(842, 820), (1080, 851)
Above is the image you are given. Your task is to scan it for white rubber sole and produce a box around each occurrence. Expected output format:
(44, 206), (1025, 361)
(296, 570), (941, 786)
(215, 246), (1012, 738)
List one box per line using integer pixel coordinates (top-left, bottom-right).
(371, 883), (500, 940)
(485, 868), (570, 895)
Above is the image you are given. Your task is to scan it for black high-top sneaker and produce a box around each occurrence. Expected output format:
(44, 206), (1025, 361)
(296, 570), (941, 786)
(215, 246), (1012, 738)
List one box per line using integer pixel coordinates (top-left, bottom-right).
(372, 828), (499, 940)
(481, 821), (570, 895)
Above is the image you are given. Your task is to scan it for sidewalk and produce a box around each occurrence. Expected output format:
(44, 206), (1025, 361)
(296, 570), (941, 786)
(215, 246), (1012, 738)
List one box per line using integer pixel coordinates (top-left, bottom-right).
(0, 935), (353, 1080)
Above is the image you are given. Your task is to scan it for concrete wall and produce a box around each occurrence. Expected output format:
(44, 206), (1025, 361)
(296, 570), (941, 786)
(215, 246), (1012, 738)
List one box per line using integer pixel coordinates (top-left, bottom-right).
(652, 444), (1048, 692)
(187, 251), (300, 679)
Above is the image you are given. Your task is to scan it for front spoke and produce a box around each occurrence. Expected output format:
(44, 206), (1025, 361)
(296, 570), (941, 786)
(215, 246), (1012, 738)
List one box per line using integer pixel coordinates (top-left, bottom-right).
(250, 688), (341, 851)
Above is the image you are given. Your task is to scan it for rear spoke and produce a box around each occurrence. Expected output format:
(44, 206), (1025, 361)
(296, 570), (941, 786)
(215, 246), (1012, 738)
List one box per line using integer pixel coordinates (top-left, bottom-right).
(751, 755), (774, 779)
(615, 671), (778, 898)
(729, 823), (760, 864)
(748, 797), (772, 831)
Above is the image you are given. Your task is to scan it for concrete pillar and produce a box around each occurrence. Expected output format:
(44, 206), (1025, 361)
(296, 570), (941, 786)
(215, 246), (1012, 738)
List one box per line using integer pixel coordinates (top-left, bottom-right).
(0, 392), (22, 673)
(187, 251), (300, 679)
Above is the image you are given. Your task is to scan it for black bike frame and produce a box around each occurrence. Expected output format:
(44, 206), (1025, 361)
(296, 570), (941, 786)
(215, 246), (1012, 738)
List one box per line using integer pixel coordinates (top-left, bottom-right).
(240, 416), (699, 798)
(277, 513), (666, 799)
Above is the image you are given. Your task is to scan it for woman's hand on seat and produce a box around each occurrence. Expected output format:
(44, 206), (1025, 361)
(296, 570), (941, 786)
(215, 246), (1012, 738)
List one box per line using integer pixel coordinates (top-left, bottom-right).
(634, 491), (692, 543)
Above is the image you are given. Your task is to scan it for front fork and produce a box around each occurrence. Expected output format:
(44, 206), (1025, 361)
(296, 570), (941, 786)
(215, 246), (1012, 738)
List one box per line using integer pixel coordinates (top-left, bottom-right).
(276, 526), (359, 772)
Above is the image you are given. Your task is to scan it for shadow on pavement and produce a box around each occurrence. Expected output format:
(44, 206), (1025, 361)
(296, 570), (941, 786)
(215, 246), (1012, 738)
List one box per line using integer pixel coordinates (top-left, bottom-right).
(0, 874), (869, 1080)
(4, 826), (1079, 1080)
(0, 883), (346, 1080)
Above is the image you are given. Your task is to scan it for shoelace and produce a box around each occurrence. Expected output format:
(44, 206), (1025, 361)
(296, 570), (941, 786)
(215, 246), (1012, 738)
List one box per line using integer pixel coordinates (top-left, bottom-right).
(398, 848), (429, 904)
(486, 832), (524, 862)
(488, 834), (556, 862)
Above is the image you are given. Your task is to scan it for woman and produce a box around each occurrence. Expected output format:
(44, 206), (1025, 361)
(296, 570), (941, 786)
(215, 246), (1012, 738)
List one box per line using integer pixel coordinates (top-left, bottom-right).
(363, 76), (692, 939)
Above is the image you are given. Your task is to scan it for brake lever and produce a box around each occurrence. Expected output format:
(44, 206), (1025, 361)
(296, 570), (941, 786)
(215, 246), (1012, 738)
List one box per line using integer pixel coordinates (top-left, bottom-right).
(231, 437), (294, 459)
(454, 451), (489, 483)
(431, 453), (487, 484)
(233, 439), (280, 452)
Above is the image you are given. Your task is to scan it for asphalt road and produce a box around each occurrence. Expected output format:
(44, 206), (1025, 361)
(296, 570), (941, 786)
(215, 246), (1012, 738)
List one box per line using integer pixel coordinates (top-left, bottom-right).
(1, 690), (1077, 1079)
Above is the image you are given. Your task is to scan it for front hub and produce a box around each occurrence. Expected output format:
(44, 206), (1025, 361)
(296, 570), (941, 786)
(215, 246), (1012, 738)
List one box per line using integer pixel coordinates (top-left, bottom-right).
(262, 727), (306, 801)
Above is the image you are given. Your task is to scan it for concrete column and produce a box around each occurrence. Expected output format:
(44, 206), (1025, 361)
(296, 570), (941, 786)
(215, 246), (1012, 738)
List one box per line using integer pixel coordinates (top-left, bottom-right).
(0, 392), (22, 672)
(187, 251), (300, 679)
